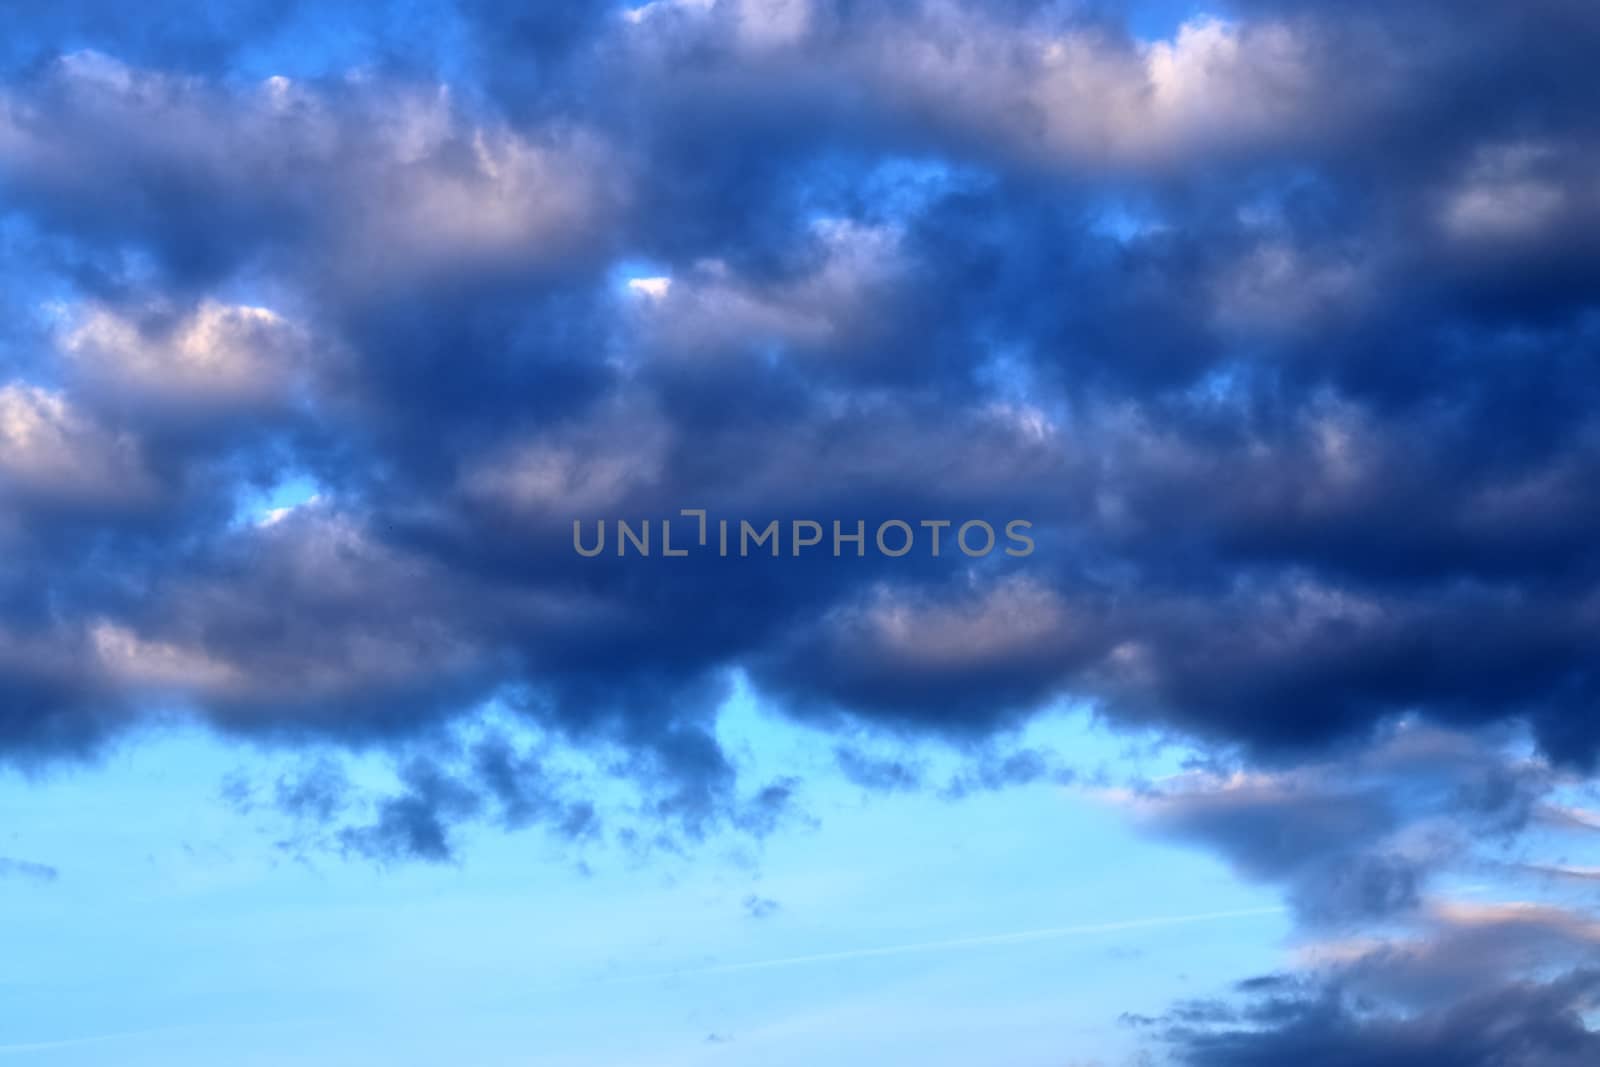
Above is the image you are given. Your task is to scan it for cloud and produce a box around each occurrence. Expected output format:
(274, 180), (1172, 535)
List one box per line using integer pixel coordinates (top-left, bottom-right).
(338, 756), (485, 863)
(61, 299), (314, 416)
(0, 53), (625, 288)
(1103, 722), (1569, 923)
(1141, 900), (1600, 1066)
(624, 905), (1284, 982)
(0, 382), (152, 506)
(0, 0), (1596, 856)
(0, 3), (1596, 1058)
(0, 855), (58, 883)
(1150, 968), (1600, 1067)
(742, 894), (780, 919)
(223, 717), (803, 864)
(615, 4), (1346, 169)
(1118, 721), (1600, 1058)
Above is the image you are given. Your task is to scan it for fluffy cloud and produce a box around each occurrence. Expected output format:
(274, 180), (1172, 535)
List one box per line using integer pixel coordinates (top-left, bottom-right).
(2, 1), (1598, 1054)
(1142, 904), (1600, 1066)
(0, 0), (1597, 789)
(0, 382), (151, 505)
(62, 300), (313, 414)
(1104, 722), (1574, 922)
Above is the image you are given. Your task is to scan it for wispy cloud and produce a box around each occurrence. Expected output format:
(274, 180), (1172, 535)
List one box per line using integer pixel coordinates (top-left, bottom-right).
(624, 906), (1285, 982)
(0, 856), (58, 884)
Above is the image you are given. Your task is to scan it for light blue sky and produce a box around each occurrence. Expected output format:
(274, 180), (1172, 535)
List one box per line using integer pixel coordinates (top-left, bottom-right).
(1, 693), (1290, 1065)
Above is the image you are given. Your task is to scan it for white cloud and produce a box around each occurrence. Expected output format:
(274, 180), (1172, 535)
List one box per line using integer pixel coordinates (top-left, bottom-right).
(1440, 142), (1574, 242)
(631, 220), (902, 359)
(0, 383), (151, 504)
(63, 300), (309, 412)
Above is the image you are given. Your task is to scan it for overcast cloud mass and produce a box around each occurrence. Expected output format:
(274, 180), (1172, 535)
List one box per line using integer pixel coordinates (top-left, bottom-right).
(2, 1), (1599, 1063)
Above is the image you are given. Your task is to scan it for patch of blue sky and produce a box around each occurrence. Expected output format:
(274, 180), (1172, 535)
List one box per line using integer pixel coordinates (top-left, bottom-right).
(1088, 198), (1166, 244)
(0, 681), (1288, 1066)
(608, 256), (675, 298)
(847, 157), (974, 226)
(230, 471), (324, 527)
(226, 1), (476, 91)
(1122, 1), (1229, 43)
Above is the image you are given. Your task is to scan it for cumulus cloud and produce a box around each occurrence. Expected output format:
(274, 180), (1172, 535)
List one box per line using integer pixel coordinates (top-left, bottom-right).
(0, 52), (625, 288)
(0, 1), (1597, 1056)
(1141, 901), (1600, 1066)
(1103, 722), (1573, 923)
(0, 382), (152, 506)
(0, 0), (1595, 814)
(0, 6), (1594, 1032)
(617, 4), (1348, 168)
(61, 299), (312, 414)
(1147, 967), (1600, 1067)
(625, 218), (904, 362)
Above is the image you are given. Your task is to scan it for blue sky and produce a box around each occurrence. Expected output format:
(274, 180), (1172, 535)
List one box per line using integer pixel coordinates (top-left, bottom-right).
(2, 1), (1600, 1064)
(2, 699), (1289, 1065)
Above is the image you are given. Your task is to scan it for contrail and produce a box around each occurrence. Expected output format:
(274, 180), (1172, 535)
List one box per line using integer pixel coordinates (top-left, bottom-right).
(0, 1025), (203, 1057)
(0, 1019), (328, 1058)
(620, 905), (1285, 983)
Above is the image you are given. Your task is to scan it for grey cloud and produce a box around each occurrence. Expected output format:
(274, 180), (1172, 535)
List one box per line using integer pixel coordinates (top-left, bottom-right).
(1155, 969), (1600, 1067)
(0, 0), (1597, 857)
(1117, 724), (1565, 923)
(339, 756), (484, 864)
(1147, 898), (1600, 1064)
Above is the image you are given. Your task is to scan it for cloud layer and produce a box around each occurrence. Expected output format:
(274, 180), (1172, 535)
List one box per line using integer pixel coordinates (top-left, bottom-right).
(2, 3), (1599, 1056)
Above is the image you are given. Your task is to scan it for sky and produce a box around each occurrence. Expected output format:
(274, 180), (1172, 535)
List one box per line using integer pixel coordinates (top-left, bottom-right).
(1, 1), (1599, 1064)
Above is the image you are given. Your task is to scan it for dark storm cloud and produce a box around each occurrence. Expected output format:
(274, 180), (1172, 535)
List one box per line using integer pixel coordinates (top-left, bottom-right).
(1, 1), (1599, 836)
(1150, 969), (1600, 1067)
(1142, 900), (1600, 1066)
